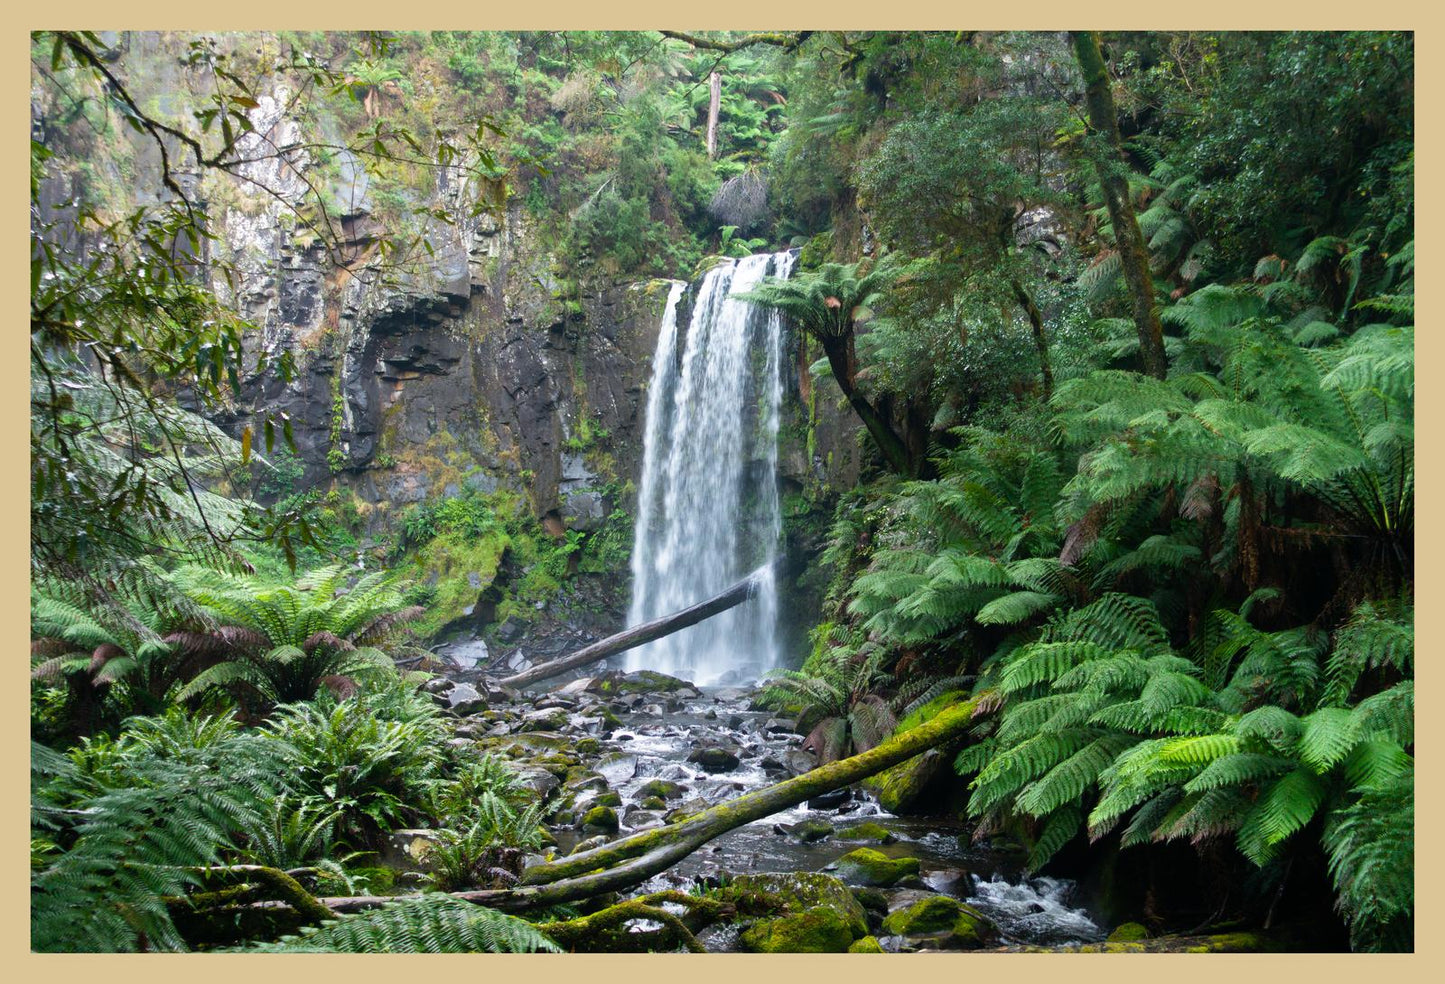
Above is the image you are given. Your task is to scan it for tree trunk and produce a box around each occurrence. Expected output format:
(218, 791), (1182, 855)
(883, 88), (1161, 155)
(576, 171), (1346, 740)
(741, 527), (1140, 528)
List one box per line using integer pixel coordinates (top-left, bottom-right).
(497, 561), (778, 689)
(1012, 280), (1054, 399)
(706, 71), (721, 159)
(1071, 30), (1169, 381)
(819, 333), (917, 477)
(309, 693), (986, 913)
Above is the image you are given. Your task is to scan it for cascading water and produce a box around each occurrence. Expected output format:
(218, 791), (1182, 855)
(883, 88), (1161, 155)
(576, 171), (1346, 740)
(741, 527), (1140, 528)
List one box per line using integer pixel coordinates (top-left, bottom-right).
(625, 251), (796, 685)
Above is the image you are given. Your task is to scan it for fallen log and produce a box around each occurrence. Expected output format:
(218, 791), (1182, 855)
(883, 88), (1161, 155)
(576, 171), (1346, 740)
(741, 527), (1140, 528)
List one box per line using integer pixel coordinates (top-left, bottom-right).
(497, 560), (780, 689)
(310, 692), (987, 914)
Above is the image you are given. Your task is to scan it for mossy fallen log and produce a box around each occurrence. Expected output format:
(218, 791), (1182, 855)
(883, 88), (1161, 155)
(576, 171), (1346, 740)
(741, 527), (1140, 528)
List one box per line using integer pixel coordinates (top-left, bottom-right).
(310, 693), (987, 914)
(497, 560), (779, 689)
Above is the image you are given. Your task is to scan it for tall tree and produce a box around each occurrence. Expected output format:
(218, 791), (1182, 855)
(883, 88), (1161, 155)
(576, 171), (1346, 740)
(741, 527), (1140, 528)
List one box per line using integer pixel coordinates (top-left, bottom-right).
(1071, 30), (1169, 379)
(742, 259), (924, 477)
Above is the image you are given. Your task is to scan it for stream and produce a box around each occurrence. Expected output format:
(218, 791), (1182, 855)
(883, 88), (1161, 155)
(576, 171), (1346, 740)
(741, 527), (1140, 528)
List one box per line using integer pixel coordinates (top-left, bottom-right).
(487, 674), (1107, 950)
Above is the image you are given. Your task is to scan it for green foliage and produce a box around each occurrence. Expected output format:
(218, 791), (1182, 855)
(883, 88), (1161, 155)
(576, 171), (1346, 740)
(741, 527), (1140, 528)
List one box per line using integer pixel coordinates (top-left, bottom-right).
(31, 709), (291, 952)
(741, 255), (907, 342)
(262, 689), (446, 847)
(426, 792), (547, 891)
(172, 564), (423, 707)
(241, 893), (560, 952)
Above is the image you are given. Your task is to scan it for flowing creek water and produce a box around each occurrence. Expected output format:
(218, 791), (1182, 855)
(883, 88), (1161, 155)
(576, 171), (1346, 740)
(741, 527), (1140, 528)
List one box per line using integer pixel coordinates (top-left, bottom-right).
(520, 679), (1106, 950)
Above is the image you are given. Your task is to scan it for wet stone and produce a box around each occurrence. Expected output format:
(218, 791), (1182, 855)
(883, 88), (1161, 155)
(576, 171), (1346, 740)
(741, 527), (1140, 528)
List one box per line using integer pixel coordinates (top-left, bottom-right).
(687, 746), (741, 773)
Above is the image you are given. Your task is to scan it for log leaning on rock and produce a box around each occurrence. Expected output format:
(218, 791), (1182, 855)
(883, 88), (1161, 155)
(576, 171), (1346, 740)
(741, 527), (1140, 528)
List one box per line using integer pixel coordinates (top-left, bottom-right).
(310, 693), (987, 914)
(496, 560), (780, 689)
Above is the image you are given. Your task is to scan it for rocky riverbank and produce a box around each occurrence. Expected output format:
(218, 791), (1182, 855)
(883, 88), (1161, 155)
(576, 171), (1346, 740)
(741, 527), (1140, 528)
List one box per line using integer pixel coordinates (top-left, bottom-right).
(402, 667), (1141, 952)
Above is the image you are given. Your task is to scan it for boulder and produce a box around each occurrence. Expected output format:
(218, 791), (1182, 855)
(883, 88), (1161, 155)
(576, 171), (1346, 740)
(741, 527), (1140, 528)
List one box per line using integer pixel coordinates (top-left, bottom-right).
(445, 682), (487, 715)
(585, 670), (693, 696)
(663, 798), (711, 824)
(579, 805), (619, 835)
(833, 848), (922, 887)
(636, 778), (686, 801)
(740, 908), (858, 953)
(784, 749), (817, 776)
(847, 935), (885, 953)
(512, 767), (560, 799)
(790, 819), (835, 843)
(1107, 921), (1150, 942)
(520, 707), (571, 732)
(381, 829), (439, 872)
(729, 872), (869, 953)
(878, 895), (997, 950)
(843, 821), (898, 845)
(687, 746), (741, 773)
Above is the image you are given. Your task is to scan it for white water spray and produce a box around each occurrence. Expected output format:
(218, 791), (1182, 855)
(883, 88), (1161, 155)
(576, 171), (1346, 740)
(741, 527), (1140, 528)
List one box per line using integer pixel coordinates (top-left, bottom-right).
(625, 251), (795, 685)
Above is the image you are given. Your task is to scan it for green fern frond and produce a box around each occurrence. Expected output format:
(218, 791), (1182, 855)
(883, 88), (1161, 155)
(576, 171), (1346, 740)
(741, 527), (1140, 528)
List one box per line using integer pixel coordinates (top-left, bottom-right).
(243, 894), (560, 953)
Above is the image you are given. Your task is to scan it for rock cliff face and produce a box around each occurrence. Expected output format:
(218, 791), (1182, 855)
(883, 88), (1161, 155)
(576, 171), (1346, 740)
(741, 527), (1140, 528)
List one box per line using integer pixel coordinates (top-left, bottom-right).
(213, 196), (677, 535)
(210, 195), (860, 541)
(34, 29), (863, 660)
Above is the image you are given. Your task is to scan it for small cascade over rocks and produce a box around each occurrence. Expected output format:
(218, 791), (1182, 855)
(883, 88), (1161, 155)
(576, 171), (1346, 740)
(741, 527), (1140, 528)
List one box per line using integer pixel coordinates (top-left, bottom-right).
(625, 251), (796, 685)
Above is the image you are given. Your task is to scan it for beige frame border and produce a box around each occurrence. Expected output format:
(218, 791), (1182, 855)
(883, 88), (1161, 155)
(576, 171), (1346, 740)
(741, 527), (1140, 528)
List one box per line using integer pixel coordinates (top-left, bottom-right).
(5, 5), (1432, 980)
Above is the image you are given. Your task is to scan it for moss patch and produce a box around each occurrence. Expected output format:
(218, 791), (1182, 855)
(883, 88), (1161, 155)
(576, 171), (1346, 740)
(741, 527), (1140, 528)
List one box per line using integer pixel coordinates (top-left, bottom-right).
(843, 821), (897, 845)
(580, 805), (619, 834)
(725, 872), (869, 939)
(408, 528), (510, 638)
(833, 848), (921, 887)
(740, 908), (857, 953)
(847, 935), (885, 953)
(879, 895), (996, 949)
(1108, 921), (1149, 942)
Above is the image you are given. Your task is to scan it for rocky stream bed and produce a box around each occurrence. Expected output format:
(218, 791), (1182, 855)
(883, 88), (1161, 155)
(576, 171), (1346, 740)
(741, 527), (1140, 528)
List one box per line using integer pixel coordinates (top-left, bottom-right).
(389, 667), (1278, 953)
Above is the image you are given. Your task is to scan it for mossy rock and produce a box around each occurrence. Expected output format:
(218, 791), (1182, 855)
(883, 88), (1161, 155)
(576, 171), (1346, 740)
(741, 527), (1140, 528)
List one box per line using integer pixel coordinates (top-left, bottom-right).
(862, 749), (946, 815)
(1108, 921), (1149, 942)
(589, 670), (692, 696)
(833, 848), (921, 887)
(536, 755), (579, 777)
(728, 871), (869, 952)
(580, 805), (619, 834)
(850, 887), (890, 914)
(798, 230), (835, 269)
(792, 819), (835, 843)
(879, 895), (996, 949)
(844, 821), (897, 845)
(688, 746), (740, 772)
(519, 708), (571, 732)
(726, 872), (869, 938)
(663, 798), (709, 824)
(594, 791), (622, 808)
(563, 769), (608, 791)
(740, 908), (857, 953)
(847, 935), (885, 953)
(638, 795), (667, 810)
(569, 834), (610, 855)
(574, 737), (601, 754)
(505, 733), (574, 755)
(637, 778), (685, 800)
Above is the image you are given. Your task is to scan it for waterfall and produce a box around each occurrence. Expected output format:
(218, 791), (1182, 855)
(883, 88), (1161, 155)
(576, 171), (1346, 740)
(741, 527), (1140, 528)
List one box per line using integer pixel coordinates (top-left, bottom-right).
(625, 251), (796, 685)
